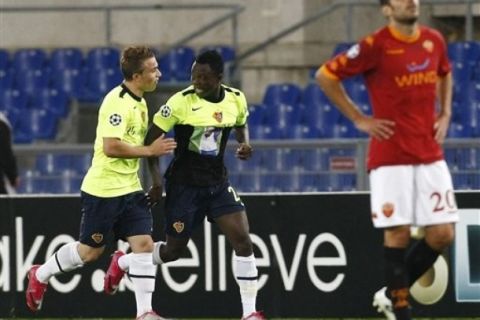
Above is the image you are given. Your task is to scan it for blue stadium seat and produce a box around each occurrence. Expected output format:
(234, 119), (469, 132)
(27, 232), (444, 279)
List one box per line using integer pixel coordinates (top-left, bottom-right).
(86, 47), (120, 70)
(50, 48), (84, 71)
(35, 154), (72, 175)
(158, 46), (196, 82)
(264, 103), (303, 129)
(15, 69), (50, 96)
(249, 125), (281, 140)
(0, 89), (28, 112)
(31, 88), (69, 118)
(284, 124), (319, 139)
(301, 148), (331, 172)
(29, 109), (58, 140)
(447, 122), (472, 138)
(43, 170), (82, 194)
(51, 68), (87, 99)
(13, 48), (47, 70)
(199, 45), (235, 62)
(225, 149), (261, 173)
(448, 41), (480, 66)
(70, 153), (93, 174)
(0, 68), (14, 91)
(82, 67), (123, 102)
(344, 78), (371, 113)
(332, 42), (355, 57)
(261, 148), (300, 172)
(262, 83), (302, 106)
(247, 104), (266, 126)
(0, 49), (10, 70)
(17, 170), (43, 194)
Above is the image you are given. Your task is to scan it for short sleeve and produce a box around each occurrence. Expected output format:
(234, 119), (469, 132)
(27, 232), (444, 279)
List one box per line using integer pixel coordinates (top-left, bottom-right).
(97, 96), (128, 139)
(321, 36), (378, 80)
(435, 32), (451, 77)
(235, 91), (249, 127)
(153, 93), (184, 132)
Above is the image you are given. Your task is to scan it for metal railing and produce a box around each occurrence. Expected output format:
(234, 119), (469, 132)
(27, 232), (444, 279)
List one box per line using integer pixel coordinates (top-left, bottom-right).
(12, 138), (480, 192)
(0, 3), (245, 54)
(234, 0), (478, 67)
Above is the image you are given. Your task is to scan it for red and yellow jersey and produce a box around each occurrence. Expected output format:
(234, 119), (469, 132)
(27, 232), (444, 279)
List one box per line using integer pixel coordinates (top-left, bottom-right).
(320, 25), (451, 170)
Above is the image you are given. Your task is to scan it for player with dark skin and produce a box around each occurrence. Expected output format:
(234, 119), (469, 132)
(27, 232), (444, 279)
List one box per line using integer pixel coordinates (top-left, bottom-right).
(146, 50), (264, 320)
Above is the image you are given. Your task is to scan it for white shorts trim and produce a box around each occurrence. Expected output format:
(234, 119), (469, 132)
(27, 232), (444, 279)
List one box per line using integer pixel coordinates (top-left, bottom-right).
(369, 160), (459, 228)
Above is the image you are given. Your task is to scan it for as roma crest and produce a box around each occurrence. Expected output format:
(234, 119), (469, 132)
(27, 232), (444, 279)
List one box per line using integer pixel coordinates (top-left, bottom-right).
(173, 221), (184, 234)
(382, 202), (395, 218)
(212, 111), (223, 123)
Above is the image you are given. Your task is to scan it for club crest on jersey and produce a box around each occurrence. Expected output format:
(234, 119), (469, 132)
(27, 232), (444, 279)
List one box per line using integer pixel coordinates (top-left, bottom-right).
(423, 40), (434, 53)
(382, 202), (395, 218)
(91, 233), (104, 244)
(109, 114), (122, 126)
(213, 111), (223, 123)
(173, 221), (184, 233)
(159, 104), (172, 118)
(346, 44), (360, 59)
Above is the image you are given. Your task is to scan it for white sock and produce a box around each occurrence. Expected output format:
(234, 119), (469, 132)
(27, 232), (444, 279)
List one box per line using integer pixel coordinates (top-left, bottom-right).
(152, 241), (165, 265)
(129, 252), (157, 317)
(36, 242), (84, 283)
(234, 254), (258, 317)
(118, 253), (130, 271)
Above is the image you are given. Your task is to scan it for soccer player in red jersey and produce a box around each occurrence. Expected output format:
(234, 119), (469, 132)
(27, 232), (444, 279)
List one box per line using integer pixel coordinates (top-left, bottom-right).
(317, 1), (458, 319)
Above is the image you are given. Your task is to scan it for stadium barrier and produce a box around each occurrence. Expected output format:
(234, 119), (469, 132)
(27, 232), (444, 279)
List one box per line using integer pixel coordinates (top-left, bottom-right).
(0, 192), (479, 318)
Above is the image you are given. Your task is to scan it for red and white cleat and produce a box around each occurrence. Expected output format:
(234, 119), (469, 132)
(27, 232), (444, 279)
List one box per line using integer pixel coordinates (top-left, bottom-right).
(242, 311), (266, 320)
(136, 310), (167, 320)
(104, 250), (126, 295)
(26, 265), (48, 312)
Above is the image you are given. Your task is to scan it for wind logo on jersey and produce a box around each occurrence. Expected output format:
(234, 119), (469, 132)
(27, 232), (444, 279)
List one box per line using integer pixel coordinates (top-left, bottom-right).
(212, 111), (223, 123)
(382, 202), (395, 218)
(91, 233), (104, 244)
(173, 221), (184, 233)
(394, 70), (437, 87)
(109, 114), (122, 126)
(423, 40), (434, 53)
(159, 105), (172, 118)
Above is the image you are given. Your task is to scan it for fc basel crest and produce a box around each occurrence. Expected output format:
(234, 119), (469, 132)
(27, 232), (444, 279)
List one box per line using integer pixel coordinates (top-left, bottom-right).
(173, 221), (184, 233)
(213, 111), (223, 123)
(91, 233), (104, 244)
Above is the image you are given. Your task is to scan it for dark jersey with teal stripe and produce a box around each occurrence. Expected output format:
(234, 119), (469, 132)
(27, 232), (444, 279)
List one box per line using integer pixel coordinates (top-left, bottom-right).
(153, 84), (248, 186)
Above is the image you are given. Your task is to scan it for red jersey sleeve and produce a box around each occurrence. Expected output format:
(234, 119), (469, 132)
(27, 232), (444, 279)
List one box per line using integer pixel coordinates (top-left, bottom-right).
(433, 30), (451, 77)
(321, 34), (379, 80)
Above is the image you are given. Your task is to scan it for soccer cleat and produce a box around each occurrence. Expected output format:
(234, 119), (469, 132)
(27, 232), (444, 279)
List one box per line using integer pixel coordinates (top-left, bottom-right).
(26, 265), (48, 312)
(373, 287), (396, 320)
(104, 250), (126, 295)
(136, 310), (167, 320)
(241, 311), (266, 320)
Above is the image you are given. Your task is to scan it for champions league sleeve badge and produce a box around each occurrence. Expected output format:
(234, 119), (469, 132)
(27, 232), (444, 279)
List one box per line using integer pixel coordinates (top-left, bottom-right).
(159, 105), (172, 118)
(109, 113), (122, 126)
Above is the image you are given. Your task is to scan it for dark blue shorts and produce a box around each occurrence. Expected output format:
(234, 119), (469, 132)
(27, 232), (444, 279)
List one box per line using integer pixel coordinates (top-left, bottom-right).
(164, 181), (245, 238)
(79, 191), (152, 247)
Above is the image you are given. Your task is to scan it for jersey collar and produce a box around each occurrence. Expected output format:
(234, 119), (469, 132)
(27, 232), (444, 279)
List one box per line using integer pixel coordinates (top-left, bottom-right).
(388, 25), (420, 43)
(120, 83), (142, 102)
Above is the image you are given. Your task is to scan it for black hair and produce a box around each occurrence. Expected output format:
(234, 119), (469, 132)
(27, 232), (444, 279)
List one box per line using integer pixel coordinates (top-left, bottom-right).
(195, 50), (224, 75)
(380, 0), (390, 5)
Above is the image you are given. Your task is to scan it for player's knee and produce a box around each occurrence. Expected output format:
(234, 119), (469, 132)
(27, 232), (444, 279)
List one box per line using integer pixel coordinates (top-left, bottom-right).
(79, 245), (104, 263)
(129, 236), (154, 253)
(161, 244), (185, 262)
(426, 225), (455, 251)
(233, 236), (253, 257)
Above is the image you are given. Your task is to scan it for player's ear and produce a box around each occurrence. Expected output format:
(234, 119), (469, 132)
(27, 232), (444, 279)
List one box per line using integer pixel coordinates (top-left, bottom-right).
(382, 5), (392, 17)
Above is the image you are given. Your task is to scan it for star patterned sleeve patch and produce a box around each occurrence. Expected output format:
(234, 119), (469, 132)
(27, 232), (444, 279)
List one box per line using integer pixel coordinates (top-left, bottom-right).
(109, 113), (122, 126)
(159, 104), (172, 118)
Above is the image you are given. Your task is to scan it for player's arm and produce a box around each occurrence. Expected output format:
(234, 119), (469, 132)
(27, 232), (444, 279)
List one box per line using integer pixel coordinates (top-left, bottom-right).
(103, 135), (176, 159)
(434, 72), (453, 144)
(316, 67), (394, 140)
(234, 125), (252, 160)
(0, 121), (19, 187)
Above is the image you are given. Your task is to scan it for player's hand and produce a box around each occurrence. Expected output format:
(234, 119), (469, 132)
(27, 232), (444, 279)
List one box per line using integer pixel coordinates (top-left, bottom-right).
(354, 115), (395, 140)
(434, 113), (450, 144)
(145, 185), (162, 208)
(149, 134), (177, 156)
(236, 143), (253, 160)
